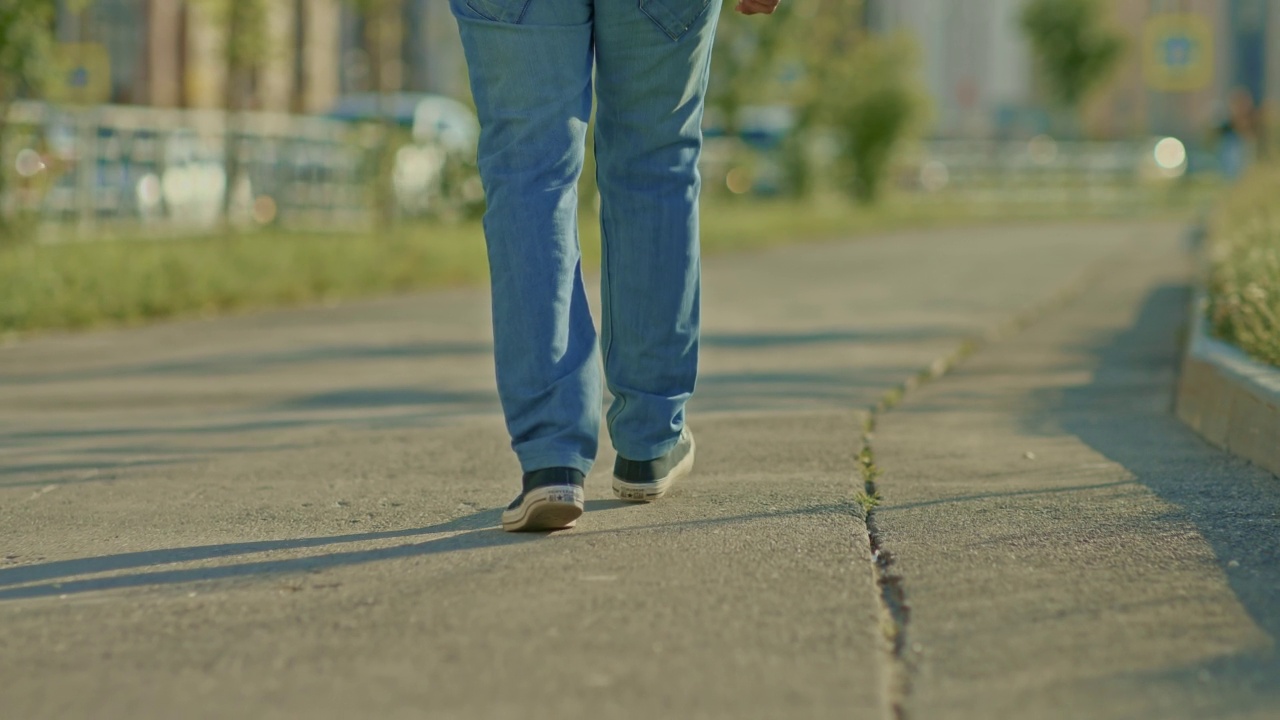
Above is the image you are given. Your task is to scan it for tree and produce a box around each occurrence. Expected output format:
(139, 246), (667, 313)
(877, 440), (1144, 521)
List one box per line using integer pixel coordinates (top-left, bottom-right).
(221, 0), (269, 114)
(774, 0), (866, 198)
(707, 1), (923, 203)
(346, 0), (405, 229)
(1021, 0), (1124, 117)
(823, 34), (924, 204)
(0, 0), (57, 239)
(0, 1), (54, 106)
(215, 0), (269, 229)
(708, 4), (795, 148)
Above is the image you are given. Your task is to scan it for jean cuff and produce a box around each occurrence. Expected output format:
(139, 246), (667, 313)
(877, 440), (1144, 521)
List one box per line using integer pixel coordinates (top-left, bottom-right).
(515, 451), (595, 478)
(611, 432), (682, 464)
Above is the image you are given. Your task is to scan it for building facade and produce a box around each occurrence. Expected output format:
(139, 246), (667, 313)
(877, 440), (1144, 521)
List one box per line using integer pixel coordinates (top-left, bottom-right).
(51, 0), (466, 114)
(866, 0), (1280, 140)
(865, 0), (1034, 138)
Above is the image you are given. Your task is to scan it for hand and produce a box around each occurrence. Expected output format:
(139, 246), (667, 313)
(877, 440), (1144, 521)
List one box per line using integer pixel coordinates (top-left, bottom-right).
(735, 0), (781, 15)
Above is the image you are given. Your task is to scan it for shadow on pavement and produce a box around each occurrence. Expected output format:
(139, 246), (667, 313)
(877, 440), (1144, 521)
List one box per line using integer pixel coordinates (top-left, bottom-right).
(0, 458), (180, 480)
(1028, 284), (1280, 705)
(702, 327), (957, 349)
(1, 327), (954, 386)
(0, 502), (849, 602)
(0, 340), (494, 386)
(0, 413), (471, 451)
(3, 324), (952, 492)
(272, 388), (499, 411)
(882, 478), (1139, 512)
(0, 509), (508, 591)
(692, 368), (905, 413)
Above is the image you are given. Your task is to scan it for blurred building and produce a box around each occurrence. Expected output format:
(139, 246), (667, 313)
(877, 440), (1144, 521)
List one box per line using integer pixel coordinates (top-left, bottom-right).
(50, 0), (467, 113)
(865, 0), (1034, 138)
(865, 0), (1280, 140)
(1084, 0), (1279, 141)
(336, 1), (466, 99)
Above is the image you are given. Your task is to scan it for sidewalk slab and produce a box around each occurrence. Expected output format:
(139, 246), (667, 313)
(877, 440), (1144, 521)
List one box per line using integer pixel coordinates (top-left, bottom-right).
(1, 222), (1164, 719)
(873, 232), (1280, 719)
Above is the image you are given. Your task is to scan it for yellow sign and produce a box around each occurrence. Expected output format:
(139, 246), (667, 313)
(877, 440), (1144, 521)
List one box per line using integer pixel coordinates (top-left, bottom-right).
(1143, 14), (1214, 92)
(48, 43), (112, 104)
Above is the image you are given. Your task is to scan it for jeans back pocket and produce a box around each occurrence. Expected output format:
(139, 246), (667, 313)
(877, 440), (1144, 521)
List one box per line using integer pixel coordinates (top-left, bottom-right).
(640, 0), (712, 40)
(466, 0), (533, 23)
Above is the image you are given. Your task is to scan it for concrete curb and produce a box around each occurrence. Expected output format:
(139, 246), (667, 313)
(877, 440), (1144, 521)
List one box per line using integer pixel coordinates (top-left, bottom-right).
(1176, 292), (1280, 478)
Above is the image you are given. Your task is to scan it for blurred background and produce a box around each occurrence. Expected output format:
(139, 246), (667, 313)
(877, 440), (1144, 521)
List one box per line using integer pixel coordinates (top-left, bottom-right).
(0, 0), (1275, 332)
(0, 0), (1272, 239)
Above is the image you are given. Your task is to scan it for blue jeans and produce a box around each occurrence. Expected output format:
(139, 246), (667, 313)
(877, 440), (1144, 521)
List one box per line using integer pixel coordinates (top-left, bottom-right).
(450, 0), (721, 475)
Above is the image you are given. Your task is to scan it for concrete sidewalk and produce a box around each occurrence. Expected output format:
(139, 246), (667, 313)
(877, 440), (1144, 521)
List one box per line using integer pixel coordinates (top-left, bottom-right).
(873, 232), (1280, 719)
(2, 221), (1272, 719)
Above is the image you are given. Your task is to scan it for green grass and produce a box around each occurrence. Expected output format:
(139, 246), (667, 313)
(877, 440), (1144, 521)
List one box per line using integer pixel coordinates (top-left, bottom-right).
(0, 223), (492, 334)
(0, 194), (1197, 337)
(1206, 167), (1280, 368)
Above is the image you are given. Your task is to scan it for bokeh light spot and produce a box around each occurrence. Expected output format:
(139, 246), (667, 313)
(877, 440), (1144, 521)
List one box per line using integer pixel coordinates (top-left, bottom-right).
(253, 195), (278, 225)
(725, 167), (752, 195)
(919, 160), (949, 193)
(1154, 137), (1187, 171)
(15, 149), (45, 178)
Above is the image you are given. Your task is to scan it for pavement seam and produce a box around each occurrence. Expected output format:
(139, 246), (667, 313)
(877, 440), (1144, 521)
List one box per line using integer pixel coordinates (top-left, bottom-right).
(853, 248), (1133, 720)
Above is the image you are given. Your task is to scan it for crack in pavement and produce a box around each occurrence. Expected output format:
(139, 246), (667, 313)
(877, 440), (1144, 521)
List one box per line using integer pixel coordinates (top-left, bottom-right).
(852, 249), (1131, 720)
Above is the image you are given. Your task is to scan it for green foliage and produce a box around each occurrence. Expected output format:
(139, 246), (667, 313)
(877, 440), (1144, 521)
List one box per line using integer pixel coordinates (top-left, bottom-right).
(203, 0), (269, 229)
(198, 0), (269, 73)
(340, 0), (405, 228)
(0, 0), (58, 240)
(771, 0), (858, 198)
(825, 35), (924, 204)
(0, 224), (490, 333)
(855, 490), (882, 515)
(344, 0), (394, 13)
(1020, 0), (1125, 110)
(707, 1), (924, 203)
(708, 3), (796, 139)
(1208, 168), (1280, 367)
(0, 0), (55, 102)
(228, 0), (269, 71)
(0, 199), (1042, 334)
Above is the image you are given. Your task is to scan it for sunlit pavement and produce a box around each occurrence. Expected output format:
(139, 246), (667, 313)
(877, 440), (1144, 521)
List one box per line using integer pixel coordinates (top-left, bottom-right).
(2, 221), (1276, 719)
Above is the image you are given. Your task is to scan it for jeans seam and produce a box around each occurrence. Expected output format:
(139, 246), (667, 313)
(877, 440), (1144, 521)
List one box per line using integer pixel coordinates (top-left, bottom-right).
(465, 0), (532, 23)
(599, 165), (628, 444)
(639, 0), (712, 41)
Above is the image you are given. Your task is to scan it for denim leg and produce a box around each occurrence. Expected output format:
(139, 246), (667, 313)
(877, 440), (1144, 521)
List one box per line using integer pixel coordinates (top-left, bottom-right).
(593, 0), (722, 461)
(450, 0), (599, 475)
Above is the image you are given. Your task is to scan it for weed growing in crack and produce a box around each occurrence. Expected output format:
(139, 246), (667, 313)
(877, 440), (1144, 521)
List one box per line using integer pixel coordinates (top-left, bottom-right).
(855, 490), (883, 514)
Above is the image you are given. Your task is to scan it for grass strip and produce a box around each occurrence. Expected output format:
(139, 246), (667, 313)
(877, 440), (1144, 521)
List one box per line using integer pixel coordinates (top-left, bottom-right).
(1, 195), (1199, 337)
(1207, 167), (1280, 367)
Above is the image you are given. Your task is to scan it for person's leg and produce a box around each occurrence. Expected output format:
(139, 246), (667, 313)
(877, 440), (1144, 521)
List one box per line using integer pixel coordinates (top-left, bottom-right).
(593, 0), (722, 463)
(450, 0), (599, 478)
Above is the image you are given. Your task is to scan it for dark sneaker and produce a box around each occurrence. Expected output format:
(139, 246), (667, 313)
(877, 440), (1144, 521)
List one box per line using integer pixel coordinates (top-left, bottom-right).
(612, 427), (695, 502)
(501, 467), (585, 532)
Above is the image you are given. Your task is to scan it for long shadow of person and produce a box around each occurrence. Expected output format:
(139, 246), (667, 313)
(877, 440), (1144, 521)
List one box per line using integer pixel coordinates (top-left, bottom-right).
(0, 507), (520, 601)
(0, 499), (657, 601)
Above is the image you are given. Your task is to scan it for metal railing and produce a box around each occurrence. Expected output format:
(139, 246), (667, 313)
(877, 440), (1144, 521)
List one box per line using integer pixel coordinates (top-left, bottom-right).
(1, 102), (377, 239)
(901, 136), (1222, 214)
(4, 101), (1221, 241)
(703, 132), (1221, 211)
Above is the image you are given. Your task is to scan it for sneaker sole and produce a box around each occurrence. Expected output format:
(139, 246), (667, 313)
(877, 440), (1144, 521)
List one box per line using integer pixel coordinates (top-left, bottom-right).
(501, 485), (584, 532)
(611, 435), (696, 503)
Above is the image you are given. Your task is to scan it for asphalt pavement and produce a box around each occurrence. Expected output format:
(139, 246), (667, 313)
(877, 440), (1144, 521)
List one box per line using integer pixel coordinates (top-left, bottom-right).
(873, 230), (1280, 719)
(2, 220), (1275, 719)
